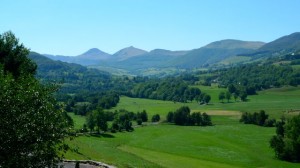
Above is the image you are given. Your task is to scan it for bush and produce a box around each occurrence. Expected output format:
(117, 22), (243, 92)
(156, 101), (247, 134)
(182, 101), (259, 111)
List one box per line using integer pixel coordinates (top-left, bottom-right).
(167, 111), (174, 122)
(264, 119), (276, 127)
(202, 112), (212, 126)
(240, 110), (273, 127)
(137, 118), (143, 125)
(140, 110), (148, 122)
(151, 114), (160, 122)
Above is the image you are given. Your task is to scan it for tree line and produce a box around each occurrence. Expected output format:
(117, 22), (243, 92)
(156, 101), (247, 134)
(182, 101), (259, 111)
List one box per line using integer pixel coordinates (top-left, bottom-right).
(239, 110), (276, 127)
(216, 63), (300, 93)
(130, 77), (211, 103)
(63, 91), (120, 115)
(167, 106), (212, 126)
(83, 109), (154, 133)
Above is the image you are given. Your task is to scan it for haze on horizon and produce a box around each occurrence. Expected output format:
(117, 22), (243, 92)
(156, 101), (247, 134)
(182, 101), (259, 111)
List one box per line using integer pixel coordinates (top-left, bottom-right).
(1, 0), (300, 55)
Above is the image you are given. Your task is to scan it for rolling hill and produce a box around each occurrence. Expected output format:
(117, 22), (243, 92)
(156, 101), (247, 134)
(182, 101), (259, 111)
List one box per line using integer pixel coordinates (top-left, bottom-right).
(110, 49), (189, 71)
(240, 32), (300, 59)
(28, 52), (113, 93)
(41, 32), (300, 75)
(169, 40), (265, 69)
(258, 32), (300, 53)
(98, 40), (265, 73)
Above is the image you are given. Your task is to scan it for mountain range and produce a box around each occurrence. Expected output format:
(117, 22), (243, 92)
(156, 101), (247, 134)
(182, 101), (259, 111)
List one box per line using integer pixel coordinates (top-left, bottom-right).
(42, 32), (300, 75)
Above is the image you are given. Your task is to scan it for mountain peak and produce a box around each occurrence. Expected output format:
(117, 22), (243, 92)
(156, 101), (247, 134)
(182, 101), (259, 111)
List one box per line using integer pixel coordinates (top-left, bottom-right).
(86, 48), (102, 52)
(113, 46), (148, 61)
(77, 48), (111, 60)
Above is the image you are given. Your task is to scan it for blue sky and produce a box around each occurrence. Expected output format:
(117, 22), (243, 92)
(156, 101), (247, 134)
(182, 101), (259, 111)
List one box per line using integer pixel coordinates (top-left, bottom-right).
(1, 0), (300, 55)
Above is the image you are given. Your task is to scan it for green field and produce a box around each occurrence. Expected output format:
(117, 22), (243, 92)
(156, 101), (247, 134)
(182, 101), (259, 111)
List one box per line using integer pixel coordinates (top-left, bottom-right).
(218, 56), (251, 65)
(114, 85), (300, 119)
(66, 86), (300, 168)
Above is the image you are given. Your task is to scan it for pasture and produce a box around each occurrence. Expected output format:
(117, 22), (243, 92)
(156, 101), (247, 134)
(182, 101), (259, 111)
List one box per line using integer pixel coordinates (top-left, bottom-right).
(66, 86), (300, 168)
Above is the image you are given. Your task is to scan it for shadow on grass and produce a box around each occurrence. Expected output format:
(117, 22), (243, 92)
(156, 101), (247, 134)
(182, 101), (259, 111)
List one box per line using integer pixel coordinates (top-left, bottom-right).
(89, 133), (115, 138)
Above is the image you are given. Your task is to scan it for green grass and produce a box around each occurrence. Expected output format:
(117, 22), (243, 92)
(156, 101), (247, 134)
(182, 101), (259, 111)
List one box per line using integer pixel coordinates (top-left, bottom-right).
(292, 64), (300, 70)
(218, 56), (251, 65)
(65, 86), (300, 168)
(66, 124), (299, 168)
(89, 65), (132, 76)
(114, 86), (300, 119)
(67, 112), (86, 130)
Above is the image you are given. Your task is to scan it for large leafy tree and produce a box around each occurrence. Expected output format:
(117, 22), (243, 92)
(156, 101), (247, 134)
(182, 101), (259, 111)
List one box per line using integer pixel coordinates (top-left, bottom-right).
(0, 31), (37, 78)
(225, 91), (231, 103)
(270, 115), (300, 162)
(0, 31), (72, 167)
(218, 92), (225, 103)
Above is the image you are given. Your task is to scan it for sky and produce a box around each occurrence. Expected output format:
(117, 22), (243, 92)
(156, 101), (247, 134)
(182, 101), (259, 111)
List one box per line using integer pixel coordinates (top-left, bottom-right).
(1, 0), (300, 55)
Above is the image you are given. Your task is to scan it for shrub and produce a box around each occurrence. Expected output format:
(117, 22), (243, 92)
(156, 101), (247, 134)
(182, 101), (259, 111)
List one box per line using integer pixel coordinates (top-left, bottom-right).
(137, 118), (143, 125)
(151, 114), (160, 122)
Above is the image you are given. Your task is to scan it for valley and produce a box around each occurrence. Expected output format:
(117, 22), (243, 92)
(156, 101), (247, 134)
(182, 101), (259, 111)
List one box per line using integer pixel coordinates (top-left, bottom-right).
(27, 31), (300, 167)
(65, 86), (300, 168)
(2, 1), (300, 167)
(2, 31), (300, 167)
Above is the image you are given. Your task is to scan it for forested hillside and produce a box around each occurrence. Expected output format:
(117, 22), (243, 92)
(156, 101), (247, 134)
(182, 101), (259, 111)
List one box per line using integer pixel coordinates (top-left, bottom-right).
(217, 63), (300, 89)
(29, 52), (132, 113)
(29, 52), (113, 93)
(131, 76), (203, 103)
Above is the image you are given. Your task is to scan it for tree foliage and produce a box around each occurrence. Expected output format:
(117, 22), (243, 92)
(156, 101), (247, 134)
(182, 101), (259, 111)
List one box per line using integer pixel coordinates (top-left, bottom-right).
(217, 63), (300, 92)
(0, 31), (37, 78)
(218, 92), (225, 103)
(86, 108), (108, 133)
(270, 115), (300, 162)
(239, 110), (275, 127)
(0, 32), (72, 167)
(63, 91), (120, 116)
(131, 78), (202, 103)
(151, 114), (160, 122)
(112, 110), (134, 132)
(167, 106), (212, 126)
(225, 91), (231, 102)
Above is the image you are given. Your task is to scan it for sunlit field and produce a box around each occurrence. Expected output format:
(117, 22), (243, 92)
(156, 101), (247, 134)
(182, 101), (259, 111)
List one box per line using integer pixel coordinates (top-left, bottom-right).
(66, 86), (300, 168)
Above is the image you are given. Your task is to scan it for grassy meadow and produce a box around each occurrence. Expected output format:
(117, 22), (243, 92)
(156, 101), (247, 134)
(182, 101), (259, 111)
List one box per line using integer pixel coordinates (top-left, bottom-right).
(66, 86), (300, 168)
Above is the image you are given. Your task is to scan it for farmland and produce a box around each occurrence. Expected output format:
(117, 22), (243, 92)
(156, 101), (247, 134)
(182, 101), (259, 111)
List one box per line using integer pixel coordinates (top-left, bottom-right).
(66, 86), (300, 168)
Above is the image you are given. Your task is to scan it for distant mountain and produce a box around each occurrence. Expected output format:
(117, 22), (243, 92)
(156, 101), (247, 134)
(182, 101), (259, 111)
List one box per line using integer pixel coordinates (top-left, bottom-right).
(44, 48), (111, 66)
(170, 40), (265, 68)
(112, 46), (148, 61)
(204, 40), (265, 50)
(240, 32), (300, 58)
(111, 49), (189, 71)
(30, 52), (87, 73)
(41, 32), (300, 75)
(43, 54), (74, 63)
(258, 32), (300, 53)
(148, 49), (189, 56)
(77, 48), (110, 60)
